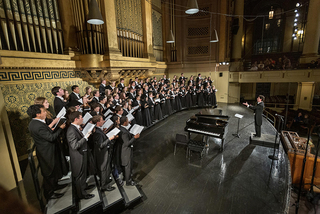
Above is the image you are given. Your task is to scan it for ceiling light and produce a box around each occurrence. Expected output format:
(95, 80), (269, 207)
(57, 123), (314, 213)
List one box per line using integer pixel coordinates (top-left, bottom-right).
(185, 0), (199, 15)
(87, 0), (104, 25)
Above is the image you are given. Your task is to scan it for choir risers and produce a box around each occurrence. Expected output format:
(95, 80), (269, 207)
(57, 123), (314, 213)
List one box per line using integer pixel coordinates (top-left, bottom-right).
(101, 177), (123, 211)
(77, 176), (102, 214)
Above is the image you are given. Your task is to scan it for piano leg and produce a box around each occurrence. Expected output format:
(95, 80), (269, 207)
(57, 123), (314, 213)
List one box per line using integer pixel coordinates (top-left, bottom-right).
(220, 138), (224, 152)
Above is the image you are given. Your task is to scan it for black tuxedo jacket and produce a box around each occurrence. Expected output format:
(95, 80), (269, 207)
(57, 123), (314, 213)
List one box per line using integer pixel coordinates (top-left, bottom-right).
(69, 92), (82, 107)
(99, 84), (106, 95)
(249, 102), (265, 126)
(66, 124), (87, 177)
(28, 119), (62, 176)
(118, 83), (124, 91)
(93, 128), (111, 171)
(119, 126), (135, 166)
(106, 85), (115, 92)
(54, 97), (67, 115)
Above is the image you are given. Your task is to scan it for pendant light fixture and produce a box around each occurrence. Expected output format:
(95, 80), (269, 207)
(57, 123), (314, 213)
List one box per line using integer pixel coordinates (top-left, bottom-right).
(209, 14), (219, 43)
(185, 0), (199, 15)
(166, 30), (175, 43)
(87, 0), (104, 25)
(210, 29), (219, 43)
(166, 1), (175, 43)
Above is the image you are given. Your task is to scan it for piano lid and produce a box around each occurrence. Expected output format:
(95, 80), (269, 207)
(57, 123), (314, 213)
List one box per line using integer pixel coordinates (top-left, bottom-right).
(195, 114), (230, 121)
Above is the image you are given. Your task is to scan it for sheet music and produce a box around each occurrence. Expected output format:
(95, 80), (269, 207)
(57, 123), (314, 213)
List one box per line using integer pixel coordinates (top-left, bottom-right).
(130, 124), (144, 135)
(78, 98), (83, 104)
(82, 123), (95, 136)
(235, 114), (243, 119)
(106, 127), (120, 138)
(155, 98), (160, 103)
(53, 107), (66, 128)
(104, 109), (113, 117)
(127, 113), (134, 122)
(101, 119), (113, 130)
(56, 107), (66, 118)
(105, 114), (113, 121)
(82, 112), (92, 124)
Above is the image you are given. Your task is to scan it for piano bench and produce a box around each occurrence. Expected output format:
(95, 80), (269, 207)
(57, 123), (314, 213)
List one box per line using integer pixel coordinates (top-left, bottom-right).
(188, 140), (206, 159)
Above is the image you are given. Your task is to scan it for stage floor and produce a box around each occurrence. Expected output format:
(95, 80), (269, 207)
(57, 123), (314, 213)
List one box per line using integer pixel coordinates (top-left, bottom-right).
(130, 103), (291, 214)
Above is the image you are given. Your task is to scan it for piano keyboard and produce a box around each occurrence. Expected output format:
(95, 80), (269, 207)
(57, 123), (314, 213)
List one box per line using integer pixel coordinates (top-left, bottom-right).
(187, 128), (221, 137)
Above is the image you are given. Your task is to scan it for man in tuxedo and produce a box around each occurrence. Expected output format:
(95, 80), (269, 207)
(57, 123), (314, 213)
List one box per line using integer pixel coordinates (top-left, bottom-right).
(99, 80), (107, 96)
(179, 73), (186, 84)
(119, 116), (140, 186)
(67, 111), (94, 200)
(106, 81), (116, 92)
(99, 96), (107, 115)
(69, 85), (82, 107)
(128, 87), (135, 100)
(196, 73), (202, 84)
(27, 104), (67, 200)
(52, 86), (67, 115)
(92, 115), (117, 191)
(243, 95), (265, 137)
(118, 78), (125, 92)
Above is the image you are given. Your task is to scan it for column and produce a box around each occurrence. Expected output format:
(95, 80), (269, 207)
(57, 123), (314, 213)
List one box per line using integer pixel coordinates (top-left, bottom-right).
(0, 85), (22, 190)
(141, 0), (155, 60)
(102, 0), (121, 54)
(295, 82), (315, 111)
(57, 0), (78, 53)
(231, 0), (244, 61)
(230, 0), (244, 71)
(300, 0), (320, 64)
(218, 0), (228, 62)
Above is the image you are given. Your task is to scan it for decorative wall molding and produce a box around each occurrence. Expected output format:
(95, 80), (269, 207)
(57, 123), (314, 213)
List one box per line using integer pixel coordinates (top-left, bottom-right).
(0, 70), (82, 82)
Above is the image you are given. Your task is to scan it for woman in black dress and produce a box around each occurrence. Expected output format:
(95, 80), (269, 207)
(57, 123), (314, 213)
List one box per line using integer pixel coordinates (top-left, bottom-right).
(142, 96), (152, 127)
(81, 96), (91, 116)
(148, 92), (155, 122)
(169, 86), (176, 112)
(160, 90), (167, 116)
(185, 86), (192, 108)
(180, 86), (186, 108)
(197, 85), (205, 107)
(175, 88), (182, 111)
(154, 93), (163, 120)
(166, 90), (173, 115)
(132, 95), (143, 125)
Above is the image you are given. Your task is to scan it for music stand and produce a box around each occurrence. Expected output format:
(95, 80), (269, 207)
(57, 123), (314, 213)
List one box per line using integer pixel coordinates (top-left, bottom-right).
(233, 114), (243, 138)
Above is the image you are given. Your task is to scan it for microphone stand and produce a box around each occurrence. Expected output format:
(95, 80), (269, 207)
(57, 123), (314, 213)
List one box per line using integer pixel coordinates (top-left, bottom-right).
(308, 131), (320, 199)
(295, 126), (311, 214)
(268, 114), (284, 160)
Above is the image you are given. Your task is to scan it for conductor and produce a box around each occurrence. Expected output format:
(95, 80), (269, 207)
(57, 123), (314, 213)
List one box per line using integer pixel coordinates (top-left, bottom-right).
(243, 95), (265, 137)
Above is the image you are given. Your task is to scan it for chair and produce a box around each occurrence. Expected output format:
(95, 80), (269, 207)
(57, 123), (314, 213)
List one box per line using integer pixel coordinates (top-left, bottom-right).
(174, 134), (189, 158)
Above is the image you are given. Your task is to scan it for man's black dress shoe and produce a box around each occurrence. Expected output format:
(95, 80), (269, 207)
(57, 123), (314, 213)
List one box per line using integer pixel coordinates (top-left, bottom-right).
(82, 194), (95, 200)
(101, 186), (116, 192)
(126, 180), (136, 186)
(84, 184), (95, 190)
(117, 178), (124, 186)
(253, 134), (261, 138)
(49, 193), (64, 199)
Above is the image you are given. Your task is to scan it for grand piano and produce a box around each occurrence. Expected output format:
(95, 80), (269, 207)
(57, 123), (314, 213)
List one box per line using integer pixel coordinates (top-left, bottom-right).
(184, 112), (229, 151)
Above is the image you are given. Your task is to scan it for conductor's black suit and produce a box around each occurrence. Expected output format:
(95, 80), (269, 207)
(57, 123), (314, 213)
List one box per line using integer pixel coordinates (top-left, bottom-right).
(249, 101), (265, 137)
(119, 126), (136, 183)
(93, 128), (112, 189)
(66, 124), (88, 199)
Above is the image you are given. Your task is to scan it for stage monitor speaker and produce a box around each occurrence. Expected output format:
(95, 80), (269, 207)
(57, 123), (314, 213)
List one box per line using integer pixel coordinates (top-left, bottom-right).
(232, 18), (239, 35)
